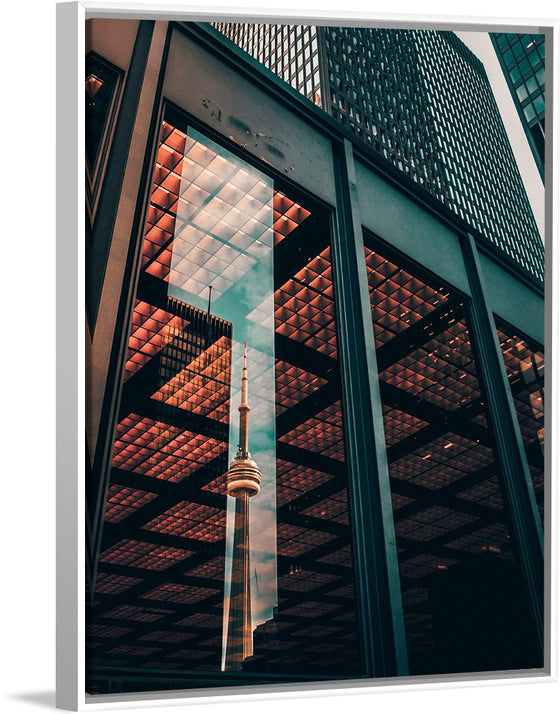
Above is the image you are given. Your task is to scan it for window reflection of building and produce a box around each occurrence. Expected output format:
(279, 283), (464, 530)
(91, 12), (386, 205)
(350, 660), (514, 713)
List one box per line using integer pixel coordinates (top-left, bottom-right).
(491, 33), (545, 181)
(364, 237), (541, 673)
(87, 113), (363, 688)
(244, 225), (361, 676)
(496, 327), (545, 523)
(212, 24), (544, 284)
(83, 18), (545, 698)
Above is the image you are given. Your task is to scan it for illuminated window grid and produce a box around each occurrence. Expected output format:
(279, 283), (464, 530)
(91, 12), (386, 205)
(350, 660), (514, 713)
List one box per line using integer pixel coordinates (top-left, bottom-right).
(382, 406), (429, 446)
(497, 330), (540, 379)
(275, 460), (334, 506)
(124, 301), (189, 380)
(144, 130), (311, 301)
(151, 336), (231, 421)
(278, 570), (341, 593)
(445, 522), (511, 557)
(273, 191), (311, 245)
(391, 492), (414, 510)
(365, 248), (451, 347)
(301, 490), (350, 525)
(94, 573), (144, 595)
(141, 126), (186, 265)
(102, 605), (173, 622)
(282, 601), (340, 618)
(100, 539), (195, 571)
(515, 397), (544, 442)
(390, 433), (494, 490)
(394, 505), (478, 542)
(141, 582), (218, 605)
(456, 475), (503, 510)
(144, 431), (227, 483)
(142, 122), (192, 261)
(138, 631), (195, 643)
(390, 455), (464, 490)
(175, 613), (223, 628)
(497, 329), (544, 435)
(317, 544), (352, 567)
(145, 128), (307, 281)
(398, 553), (459, 578)
(276, 522), (338, 557)
(275, 247), (338, 359)
(107, 646), (161, 657)
(111, 413), (227, 483)
(201, 471), (227, 496)
(145, 134), (274, 298)
(142, 501), (225, 543)
(104, 485), (158, 523)
(111, 414), (180, 472)
(275, 360), (328, 414)
(380, 344), (479, 412)
(279, 401), (345, 461)
(87, 625), (134, 638)
(186, 556), (225, 579)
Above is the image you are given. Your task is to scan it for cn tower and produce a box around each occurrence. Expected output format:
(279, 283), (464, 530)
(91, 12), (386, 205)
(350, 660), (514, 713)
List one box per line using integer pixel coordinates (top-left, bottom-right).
(224, 343), (262, 671)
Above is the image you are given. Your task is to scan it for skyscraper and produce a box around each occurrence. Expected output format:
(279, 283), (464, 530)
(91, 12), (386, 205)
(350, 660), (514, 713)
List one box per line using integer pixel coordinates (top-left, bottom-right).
(211, 24), (544, 283)
(490, 32), (545, 182)
(224, 343), (262, 670)
(78, 17), (545, 698)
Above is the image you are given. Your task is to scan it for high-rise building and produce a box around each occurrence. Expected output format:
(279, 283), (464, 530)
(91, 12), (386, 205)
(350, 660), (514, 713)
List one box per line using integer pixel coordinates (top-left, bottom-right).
(212, 24), (544, 283)
(224, 343), (262, 670)
(490, 32), (545, 182)
(78, 17), (545, 699)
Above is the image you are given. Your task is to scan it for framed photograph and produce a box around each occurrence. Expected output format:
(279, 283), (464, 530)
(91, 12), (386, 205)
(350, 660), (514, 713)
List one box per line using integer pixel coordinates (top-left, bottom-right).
(57, 1), (556, 709)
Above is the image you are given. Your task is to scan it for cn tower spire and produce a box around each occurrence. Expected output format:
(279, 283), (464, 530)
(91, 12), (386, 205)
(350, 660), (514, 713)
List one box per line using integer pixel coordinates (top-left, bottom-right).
(238, 342), (249, 458)
(224, 343), (262, 671)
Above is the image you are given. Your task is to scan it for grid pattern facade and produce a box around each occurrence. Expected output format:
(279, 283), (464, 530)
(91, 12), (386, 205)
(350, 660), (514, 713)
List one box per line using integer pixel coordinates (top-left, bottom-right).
(491, 33), (545, 179)
(212, 24), (544, 283)
(85, 22), (545, 693)
(212, 23), (322, 106)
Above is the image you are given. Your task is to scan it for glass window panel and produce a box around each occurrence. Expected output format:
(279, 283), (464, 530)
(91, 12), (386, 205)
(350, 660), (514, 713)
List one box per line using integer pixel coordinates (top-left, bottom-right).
(87, 114), (363, 693)
(516, 84), (528, 102)
(363, 234), (542, 675)
(524, 104), (536, 122)
(496, 323), (544, 524)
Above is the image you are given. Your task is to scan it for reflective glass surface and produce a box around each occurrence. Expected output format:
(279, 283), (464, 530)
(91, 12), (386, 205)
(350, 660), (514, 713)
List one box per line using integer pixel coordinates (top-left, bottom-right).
(86, 115), (362, 693)
(496, 324), (544, 524)
(364, 234), (541, 675)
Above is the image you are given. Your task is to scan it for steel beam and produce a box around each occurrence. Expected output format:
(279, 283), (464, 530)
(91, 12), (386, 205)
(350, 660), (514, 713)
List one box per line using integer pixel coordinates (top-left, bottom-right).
(331, 137), (408, 677)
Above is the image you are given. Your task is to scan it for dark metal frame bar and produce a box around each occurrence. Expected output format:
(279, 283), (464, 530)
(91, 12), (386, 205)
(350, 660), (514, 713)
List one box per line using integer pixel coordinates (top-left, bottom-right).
(461, 233), (544, 656)
(331, 138), (409, 677)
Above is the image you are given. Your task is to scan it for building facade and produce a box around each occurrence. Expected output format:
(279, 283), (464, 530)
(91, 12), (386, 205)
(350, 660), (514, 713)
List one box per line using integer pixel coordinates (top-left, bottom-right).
(490, 32), (546, 182)
(83, 18), (546, 697)
(213, 23), (544, 283)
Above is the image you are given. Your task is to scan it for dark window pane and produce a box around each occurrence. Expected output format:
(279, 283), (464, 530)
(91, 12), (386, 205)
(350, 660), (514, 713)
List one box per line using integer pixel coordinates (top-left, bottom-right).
(87, 115), (363, 692)
(496, 325), (544, 524)
(363, 235), (541, 675)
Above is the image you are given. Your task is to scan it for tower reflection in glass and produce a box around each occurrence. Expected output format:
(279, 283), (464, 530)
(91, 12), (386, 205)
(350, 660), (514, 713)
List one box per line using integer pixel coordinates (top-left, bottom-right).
(224, 343), (262, 670)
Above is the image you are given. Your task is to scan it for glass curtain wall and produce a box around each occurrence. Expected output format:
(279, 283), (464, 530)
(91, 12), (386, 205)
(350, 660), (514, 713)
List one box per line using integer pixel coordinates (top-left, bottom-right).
(362, 232), (542, 675)
(496, 323), (544, 524)
(86, 109), (363, 694)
